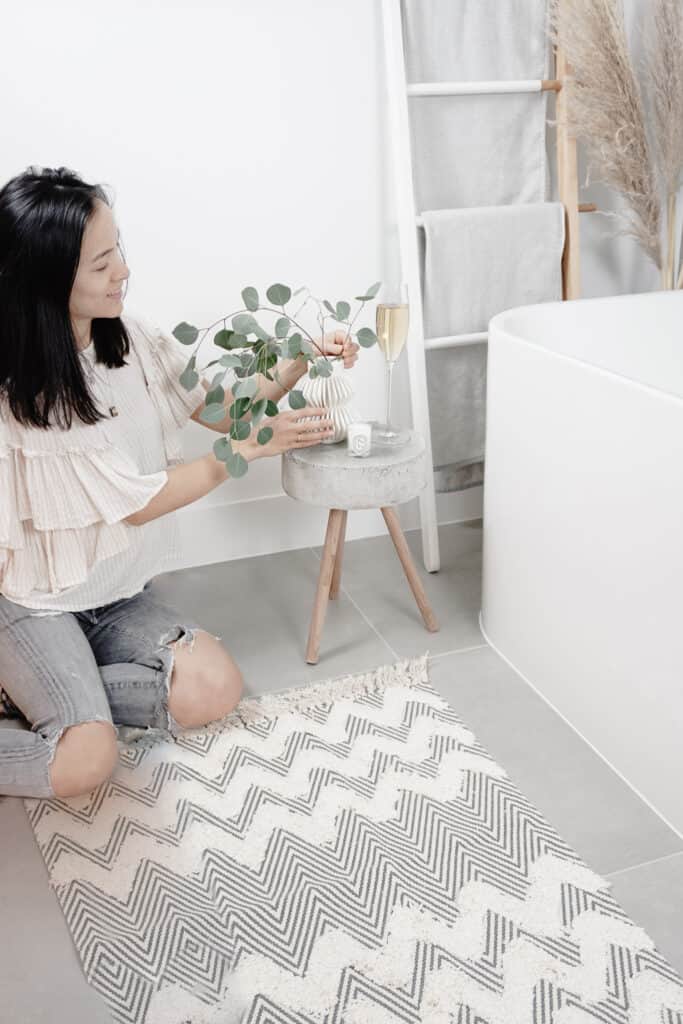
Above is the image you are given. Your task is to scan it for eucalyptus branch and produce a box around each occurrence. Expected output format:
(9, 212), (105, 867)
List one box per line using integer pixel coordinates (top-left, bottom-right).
(171, 279), (381, 479)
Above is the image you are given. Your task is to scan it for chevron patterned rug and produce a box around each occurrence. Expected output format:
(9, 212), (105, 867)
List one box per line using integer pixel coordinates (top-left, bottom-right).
(23, 653), (683, 1024)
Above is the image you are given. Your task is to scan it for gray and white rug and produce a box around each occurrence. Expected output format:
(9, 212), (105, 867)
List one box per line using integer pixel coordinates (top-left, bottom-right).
(24, 653), (683, 1024)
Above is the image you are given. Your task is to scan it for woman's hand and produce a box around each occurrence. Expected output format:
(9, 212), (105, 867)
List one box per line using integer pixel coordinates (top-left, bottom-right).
(315, 329), (360, 369)
(249, 407), (335, 459)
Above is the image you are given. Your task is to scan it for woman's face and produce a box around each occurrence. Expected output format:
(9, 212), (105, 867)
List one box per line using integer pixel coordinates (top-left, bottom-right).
(69, 199), (129, 319)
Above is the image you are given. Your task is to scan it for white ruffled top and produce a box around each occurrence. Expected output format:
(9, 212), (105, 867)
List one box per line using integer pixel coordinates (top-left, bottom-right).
(0, 313), (209, 611)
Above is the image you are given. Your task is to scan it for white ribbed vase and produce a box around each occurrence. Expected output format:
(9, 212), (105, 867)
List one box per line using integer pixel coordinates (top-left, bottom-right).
(300, 365), (361, 443)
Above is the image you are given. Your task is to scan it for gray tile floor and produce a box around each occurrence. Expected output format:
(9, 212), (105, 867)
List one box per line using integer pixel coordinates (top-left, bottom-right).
(1, 519), (682, 1023)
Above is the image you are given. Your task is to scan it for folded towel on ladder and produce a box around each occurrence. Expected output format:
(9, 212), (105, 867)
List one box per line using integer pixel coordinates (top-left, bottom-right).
(418, 202), (565, 487)
(402, 0), (552, 210)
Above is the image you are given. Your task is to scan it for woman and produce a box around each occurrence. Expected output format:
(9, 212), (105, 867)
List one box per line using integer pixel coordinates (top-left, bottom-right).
(0, 165), (357, 800)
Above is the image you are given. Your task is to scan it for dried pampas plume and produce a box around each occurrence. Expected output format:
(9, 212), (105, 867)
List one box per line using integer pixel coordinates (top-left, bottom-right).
(643, 0), (683, 286)
(549, 0), (663, 274)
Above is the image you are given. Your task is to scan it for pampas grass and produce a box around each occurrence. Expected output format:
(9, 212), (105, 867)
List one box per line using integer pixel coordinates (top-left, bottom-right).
(643, 0), (683, 286)
(550, 0), (683, 289)
(549, 0), (663, 276)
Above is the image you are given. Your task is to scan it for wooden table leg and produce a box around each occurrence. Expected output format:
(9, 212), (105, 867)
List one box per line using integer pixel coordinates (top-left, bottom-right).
(381, 506), (439, 632)
(306, 508), (346, 664)
(329, 510), (347, 600)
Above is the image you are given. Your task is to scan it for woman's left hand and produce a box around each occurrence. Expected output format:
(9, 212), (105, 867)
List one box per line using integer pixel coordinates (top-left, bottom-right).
(316, 330), (360, 369)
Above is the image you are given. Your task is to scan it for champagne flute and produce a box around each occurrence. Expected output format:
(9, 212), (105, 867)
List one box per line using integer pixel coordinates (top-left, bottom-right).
(373, 282), (410, 446)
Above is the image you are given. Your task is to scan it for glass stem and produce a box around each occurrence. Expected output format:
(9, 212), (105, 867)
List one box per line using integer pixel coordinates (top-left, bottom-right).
(385, 360), (395, 428)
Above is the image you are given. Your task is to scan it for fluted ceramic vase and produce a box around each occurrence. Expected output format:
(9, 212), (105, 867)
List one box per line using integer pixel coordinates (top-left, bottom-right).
(300, 364), (361, 443)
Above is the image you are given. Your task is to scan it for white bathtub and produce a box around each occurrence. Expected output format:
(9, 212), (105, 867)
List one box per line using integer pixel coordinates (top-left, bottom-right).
(480, 289), (683, 837)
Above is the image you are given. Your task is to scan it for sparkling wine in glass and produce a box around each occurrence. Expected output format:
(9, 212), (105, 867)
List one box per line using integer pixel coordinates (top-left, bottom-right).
(373, 283), (410, 446)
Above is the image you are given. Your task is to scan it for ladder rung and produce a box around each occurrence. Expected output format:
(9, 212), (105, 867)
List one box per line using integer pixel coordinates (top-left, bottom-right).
(425, 332), (488, 350)
(407, 79), (560, 97)
(416, 204), (596, 229)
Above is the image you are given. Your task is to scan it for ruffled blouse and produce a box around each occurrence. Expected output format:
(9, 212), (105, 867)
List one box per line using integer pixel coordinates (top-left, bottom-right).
(0, 313), (209, 608)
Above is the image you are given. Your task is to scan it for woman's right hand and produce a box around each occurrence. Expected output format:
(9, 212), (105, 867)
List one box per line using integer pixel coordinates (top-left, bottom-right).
(249, 407), (335, 458)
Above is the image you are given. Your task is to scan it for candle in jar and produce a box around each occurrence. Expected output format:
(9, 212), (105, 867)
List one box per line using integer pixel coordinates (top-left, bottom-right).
(347, 421), (372, 457)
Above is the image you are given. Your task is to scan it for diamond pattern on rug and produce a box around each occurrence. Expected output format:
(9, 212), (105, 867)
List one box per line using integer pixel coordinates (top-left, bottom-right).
(23, 653), (683, 1024)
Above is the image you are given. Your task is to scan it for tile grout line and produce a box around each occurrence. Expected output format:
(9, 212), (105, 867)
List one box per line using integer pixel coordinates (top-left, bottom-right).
(605, 848), (683, 881)
(307, 547), (400, 662)
(429, 644), (489, 659)
(306, 548), (489, 663)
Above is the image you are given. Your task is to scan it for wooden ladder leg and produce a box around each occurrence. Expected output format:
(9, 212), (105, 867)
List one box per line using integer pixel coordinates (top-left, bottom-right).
(381, 506), (439, 632)
(329, 510), (347, 600)
(306, 508), (346, 664)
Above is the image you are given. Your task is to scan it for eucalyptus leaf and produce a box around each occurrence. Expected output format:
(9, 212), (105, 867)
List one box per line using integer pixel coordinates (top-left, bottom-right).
(309, 364), (319, 379)
(265, 400), (279, 417)
(355, 281), (382, 301)
(179, 365), (199, 389)
(219, 353), (243, 368)
(230, 420), (251, 442)
(266, 283), (291, 306)
(179, 358), (197, 393)
(336, 301), (350, 321)
(199, 402), (226, 424)
(229, 333), (249, 349)
(288, 332), (302, 358)
(257, 426), (273, 445)
(226, 452), (248, 478)
(241, 286), (259, 311)
(357, 326), (378, 348)
(314, 358), (333, 377)
(172, 322), (199, 346)
(288, 389), (306, 410)
(232, 313), (258, 335)
(233, 376), (258, 399)
(275, 316), (290, 338)
(229, 397), (251, 420)
(213, 436), (232, 461)
(206, 385), (225, 405)
(214, 328), (235, 350)
(323, 299), (335, 315)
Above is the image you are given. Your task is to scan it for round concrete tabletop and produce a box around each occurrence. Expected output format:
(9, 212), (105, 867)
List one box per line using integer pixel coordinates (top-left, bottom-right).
(281, 430), (427, 510)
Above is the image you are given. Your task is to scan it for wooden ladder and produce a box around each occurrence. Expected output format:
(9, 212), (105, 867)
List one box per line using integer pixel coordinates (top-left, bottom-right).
(380, 0), (585, 572)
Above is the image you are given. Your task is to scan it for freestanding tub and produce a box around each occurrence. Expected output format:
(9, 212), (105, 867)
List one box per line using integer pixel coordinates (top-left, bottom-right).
(480, 289), (683, 837)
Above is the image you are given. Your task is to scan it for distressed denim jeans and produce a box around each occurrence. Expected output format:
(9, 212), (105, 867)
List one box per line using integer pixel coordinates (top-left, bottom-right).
(0, 578), (207, 798)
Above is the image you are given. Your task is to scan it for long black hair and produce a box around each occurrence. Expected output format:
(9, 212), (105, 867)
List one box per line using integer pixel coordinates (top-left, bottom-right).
(0, 165), (131, 430)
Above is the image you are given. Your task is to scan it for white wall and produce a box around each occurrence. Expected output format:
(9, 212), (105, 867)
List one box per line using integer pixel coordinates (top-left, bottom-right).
(1, 1), (658, 571)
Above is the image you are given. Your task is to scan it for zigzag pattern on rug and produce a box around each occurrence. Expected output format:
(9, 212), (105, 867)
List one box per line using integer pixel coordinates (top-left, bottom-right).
(23, 654), (683, 1024)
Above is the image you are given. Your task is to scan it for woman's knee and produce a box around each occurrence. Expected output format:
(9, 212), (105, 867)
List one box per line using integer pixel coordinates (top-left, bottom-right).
(49, 720), (119, 798)
(168, 633), (243, 730)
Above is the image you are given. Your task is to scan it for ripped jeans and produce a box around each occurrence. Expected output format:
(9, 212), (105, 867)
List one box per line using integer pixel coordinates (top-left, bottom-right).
(0, 578), (206, 799)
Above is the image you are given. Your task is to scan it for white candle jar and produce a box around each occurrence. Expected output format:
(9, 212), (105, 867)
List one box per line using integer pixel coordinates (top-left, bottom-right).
(347, 421), (372, 457)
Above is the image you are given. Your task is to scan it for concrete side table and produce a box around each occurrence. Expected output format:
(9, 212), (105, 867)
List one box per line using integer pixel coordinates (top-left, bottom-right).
(282, 430), (439, 664)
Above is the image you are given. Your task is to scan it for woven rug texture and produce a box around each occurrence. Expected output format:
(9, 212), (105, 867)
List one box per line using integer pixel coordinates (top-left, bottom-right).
(23, 653), (683, 1024)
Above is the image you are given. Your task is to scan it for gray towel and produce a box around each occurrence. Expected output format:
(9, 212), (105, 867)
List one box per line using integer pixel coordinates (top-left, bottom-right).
(399, 0), (558, 488)
(401, 0), (552, 210)
(402, 0), (551, 81)
(419, 203), (565, 337)
(420, 203), (565, 481)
